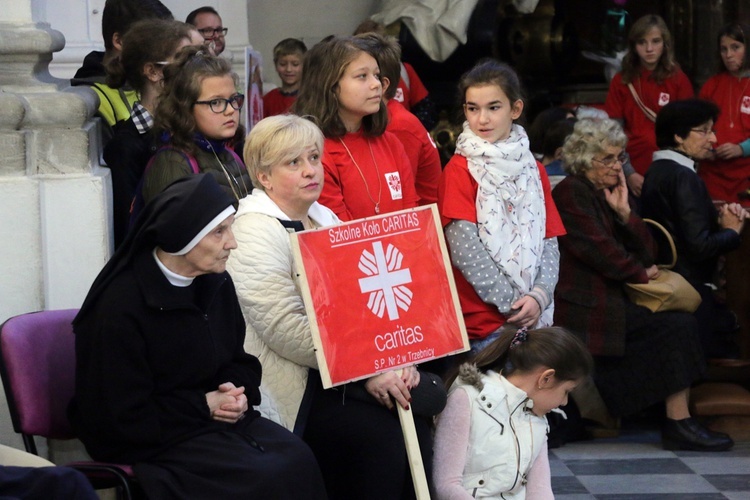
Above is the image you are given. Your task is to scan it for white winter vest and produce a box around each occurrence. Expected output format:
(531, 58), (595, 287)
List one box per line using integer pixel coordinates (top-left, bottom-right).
(455, 371), (549, 499)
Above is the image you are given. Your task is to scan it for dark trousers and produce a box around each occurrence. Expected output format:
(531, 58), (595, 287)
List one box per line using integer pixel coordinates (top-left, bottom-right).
(303, 377), (434, 500)
(0, 466), (98, 500)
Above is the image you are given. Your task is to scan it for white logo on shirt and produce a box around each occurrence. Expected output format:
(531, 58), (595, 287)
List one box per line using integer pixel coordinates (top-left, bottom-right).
(658, 92), (670, 106)
(386, 172), (402, 200)
(742, 96), (750, 115)
(394, 88), (405, 103)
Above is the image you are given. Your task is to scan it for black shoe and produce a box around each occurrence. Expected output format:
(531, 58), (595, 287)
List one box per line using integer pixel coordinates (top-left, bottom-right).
(662, 417), (734, 451)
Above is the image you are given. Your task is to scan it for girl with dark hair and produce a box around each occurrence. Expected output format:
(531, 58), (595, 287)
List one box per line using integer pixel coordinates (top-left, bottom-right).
(433, 327), (593, 499)
(141, 45), (251, 204)
(438, 59), (565, 351)
(641, 98), (748, 358)
(698, 23), (750, 205)
(103, 18), (200, 248)
(293, 35), (418, 220)
(605, 14), (693, 188)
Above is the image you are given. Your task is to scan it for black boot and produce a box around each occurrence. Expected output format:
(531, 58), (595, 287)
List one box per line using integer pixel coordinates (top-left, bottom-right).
(662, 417), (734, 451)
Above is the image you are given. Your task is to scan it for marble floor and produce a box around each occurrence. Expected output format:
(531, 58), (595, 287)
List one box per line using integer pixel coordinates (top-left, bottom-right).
(550, 423), (750, 499)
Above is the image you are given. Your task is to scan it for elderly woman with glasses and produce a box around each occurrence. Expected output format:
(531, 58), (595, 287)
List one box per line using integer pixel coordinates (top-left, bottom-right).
(141, 45), (251, 205)
(552, 118), (733, 452)
(641, 99), (748, 358)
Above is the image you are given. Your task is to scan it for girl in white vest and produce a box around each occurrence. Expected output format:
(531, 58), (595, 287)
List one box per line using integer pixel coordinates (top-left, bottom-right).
(433, 327), (593, 499)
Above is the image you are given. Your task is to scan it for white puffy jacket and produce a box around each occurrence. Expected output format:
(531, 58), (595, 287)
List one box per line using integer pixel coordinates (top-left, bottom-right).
(455, 366), (549, 499)
(226, 190), (339, 430)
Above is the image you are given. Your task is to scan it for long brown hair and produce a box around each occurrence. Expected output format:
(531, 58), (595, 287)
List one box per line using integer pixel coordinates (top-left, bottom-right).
(154, 45), (238, 155)
(447, 326), (593, 387)
(105, 19), (193, 93)
(293, 36), (388, 138)
(620, 15), (678, 84)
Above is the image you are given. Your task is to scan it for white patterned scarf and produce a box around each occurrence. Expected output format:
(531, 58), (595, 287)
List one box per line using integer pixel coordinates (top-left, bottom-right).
(455, 121), (549, 322)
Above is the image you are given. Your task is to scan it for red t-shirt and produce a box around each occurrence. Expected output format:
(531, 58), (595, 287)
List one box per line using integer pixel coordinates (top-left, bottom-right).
(263, 88), (297, 118)
(320, 130), (419, 221)
(699, 72), (750, 204)
(387, 100), (441, 206)
(605, 68), (694, 175)
(438, 154), (566, 339)
(394, 62), (429, 111)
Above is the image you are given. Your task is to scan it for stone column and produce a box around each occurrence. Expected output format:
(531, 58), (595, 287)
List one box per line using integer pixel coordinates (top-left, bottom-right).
(0, 0), (111, 456)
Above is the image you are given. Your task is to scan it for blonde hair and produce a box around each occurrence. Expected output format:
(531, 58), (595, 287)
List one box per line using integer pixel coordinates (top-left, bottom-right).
(243, 115), (325, 190)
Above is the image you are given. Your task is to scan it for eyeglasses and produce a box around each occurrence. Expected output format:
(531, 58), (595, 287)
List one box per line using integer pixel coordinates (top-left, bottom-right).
(197, 27), (228, 38)
(690, 128), (717, 136)
(194, 94), (245, 113)
(592, 152), (628, 169)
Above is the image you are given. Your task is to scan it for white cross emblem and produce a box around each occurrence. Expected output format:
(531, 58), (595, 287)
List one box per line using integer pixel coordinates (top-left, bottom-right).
(358, 241), (413, 320)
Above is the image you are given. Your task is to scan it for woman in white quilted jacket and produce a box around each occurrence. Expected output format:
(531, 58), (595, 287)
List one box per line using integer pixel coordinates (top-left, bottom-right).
(226, 114), (432, 500)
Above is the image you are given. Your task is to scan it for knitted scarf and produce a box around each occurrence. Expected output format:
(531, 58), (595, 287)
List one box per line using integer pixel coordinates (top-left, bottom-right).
(455, 121), (547, 311)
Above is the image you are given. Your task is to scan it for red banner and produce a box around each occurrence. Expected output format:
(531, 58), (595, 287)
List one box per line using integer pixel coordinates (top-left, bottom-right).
(291, 205), (468, 388)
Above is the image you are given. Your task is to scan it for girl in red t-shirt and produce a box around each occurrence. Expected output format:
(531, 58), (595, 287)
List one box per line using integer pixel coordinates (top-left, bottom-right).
(699, 23), (750, 205)
(438, 59), (565, 348)
(293, 36), (418, 221)
(605, 15), (694, 187)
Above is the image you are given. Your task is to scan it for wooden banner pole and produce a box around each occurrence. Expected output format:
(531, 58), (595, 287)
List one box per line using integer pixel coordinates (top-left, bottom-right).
(397, 370), (431, 499)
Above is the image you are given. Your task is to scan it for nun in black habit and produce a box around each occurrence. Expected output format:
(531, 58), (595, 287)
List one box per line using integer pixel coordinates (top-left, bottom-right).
(69, 174), (327, 499)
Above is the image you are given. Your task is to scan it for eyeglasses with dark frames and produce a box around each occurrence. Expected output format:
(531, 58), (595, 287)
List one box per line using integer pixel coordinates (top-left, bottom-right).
(197, 27), (228, 38)
(592, 152), (628, 169)
(194, 94), (245, 113)
(690, 128), (717, 136)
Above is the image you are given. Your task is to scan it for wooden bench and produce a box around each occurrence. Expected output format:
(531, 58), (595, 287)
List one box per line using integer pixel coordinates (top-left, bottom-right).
(690, 381), (750, 441)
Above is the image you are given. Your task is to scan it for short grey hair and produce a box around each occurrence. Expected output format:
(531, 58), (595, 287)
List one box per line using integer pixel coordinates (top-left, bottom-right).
(562, 118), (627, 176)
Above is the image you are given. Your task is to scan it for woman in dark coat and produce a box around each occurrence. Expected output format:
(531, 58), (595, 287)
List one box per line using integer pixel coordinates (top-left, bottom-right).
(641, 98), (748, 358)
(552, 118), (732, 452)
(68, 174), (326, 498)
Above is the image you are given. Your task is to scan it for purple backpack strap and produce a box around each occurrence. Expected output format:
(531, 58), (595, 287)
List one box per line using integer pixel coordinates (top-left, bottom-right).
(185, 152), (200, 174)
(226, 147), (245, 171)
(129, 147), (199, 228)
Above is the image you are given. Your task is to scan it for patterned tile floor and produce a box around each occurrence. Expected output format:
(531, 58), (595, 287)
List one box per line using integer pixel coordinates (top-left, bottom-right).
(550, 423), (750, 499)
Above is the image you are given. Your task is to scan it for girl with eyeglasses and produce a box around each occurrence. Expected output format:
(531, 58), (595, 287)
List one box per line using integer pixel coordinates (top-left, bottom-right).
(698, 23), (750, 205)
(141, 45), (251, 205)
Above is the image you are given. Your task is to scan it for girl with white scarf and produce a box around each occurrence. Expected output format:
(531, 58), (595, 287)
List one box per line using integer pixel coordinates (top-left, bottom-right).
(438, 59), (566, 352)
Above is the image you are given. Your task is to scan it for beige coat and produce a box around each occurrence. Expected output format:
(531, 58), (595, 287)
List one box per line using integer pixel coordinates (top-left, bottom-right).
(227, 191), (339, 430)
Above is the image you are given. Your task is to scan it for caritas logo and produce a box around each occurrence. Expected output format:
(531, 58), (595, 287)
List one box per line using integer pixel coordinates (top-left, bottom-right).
(358, 241), (412, 320)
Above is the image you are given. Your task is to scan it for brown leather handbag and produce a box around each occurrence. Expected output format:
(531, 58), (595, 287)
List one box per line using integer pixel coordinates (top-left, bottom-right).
(624, 219), (702, 313)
